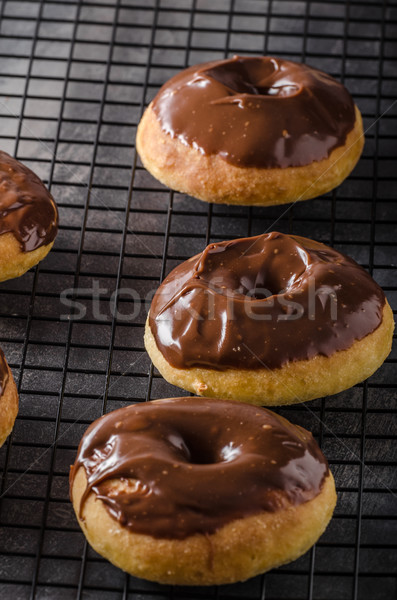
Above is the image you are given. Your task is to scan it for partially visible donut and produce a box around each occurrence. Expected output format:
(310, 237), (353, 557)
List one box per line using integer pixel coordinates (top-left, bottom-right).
(0, 151), (58, 282)
(145, 232), (394, 405)
(70, 398), (336, 585)
(136, 56), (364, 206)
(0, 348), (18, 447)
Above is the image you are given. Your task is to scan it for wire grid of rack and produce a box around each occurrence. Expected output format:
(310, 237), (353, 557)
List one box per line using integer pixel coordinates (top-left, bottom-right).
(0, 0), (396, 598)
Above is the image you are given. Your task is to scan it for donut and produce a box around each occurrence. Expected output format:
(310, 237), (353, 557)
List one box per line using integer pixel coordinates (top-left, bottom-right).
(0, 348), (18, 447)
(136, 56), (364, 206)
(70, 397), (336, 585)
(0, 150), (58, 282)
(145, 232), (394, 405)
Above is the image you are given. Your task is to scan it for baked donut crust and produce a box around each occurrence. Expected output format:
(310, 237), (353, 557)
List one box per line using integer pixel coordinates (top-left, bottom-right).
(144, 300), (394, 405)
(136, 103), (364, 206)
(0, 361), (18, 447)
(0, 232), (54, 283)
(71, 450), (336, 585)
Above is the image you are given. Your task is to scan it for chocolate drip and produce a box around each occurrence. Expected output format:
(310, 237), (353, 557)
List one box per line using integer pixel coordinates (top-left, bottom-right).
(70, 398), (329, 539)
(0, 349), (9, 396)
(0, 151), (58, 252)
(149, 232), (385, 370)
(152, 56), (356, 169)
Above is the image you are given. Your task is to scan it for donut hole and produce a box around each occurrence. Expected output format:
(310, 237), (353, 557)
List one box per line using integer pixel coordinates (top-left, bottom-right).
(186, 445), (217, 465)
(204, 59), (301, 99)
(165, 430), (215, 464)
(238, 273), (285, 299)
(179, 433), (242, 465)
(192, 443), (241, 465)
(200, 233), (310, 302)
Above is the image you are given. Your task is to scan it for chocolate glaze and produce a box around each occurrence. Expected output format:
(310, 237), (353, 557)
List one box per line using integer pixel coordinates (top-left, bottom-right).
(0, 349), (9, 396)
(149, 232), (385, 370)
(0, 151), (58, 252)
(70, 398), (329, 539)
(152, 56), (356, 168)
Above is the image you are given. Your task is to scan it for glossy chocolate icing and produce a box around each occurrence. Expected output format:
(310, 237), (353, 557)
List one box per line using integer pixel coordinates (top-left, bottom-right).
(152, 56), (356, 168)
(70, 398), (329, 539)
(0, 349), (9, 396)
(0, 151), (58, 252)
(149, 232), (385, 370)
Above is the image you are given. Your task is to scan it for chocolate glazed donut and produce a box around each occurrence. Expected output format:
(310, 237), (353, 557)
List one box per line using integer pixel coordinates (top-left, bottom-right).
(70, 398), (337, 585)
(136, 56), (364, 206)
(145, 232), (394, 405)
(0, 150), (58, 282)
(0, 151), (58, 442)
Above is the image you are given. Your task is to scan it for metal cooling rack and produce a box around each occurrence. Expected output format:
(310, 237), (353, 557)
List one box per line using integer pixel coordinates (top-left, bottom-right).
(0, 0), (396, 599)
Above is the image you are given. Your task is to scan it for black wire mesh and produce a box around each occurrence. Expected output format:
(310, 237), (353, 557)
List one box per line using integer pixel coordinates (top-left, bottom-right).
(0, 0), (396, 598)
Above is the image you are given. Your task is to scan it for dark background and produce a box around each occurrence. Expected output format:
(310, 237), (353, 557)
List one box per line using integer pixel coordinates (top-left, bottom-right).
(0, 0), (396, 599)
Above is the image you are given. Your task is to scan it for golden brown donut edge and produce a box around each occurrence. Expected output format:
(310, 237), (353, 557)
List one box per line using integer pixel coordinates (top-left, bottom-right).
(144, 301), (394, 406)
(0, 232), (55, 283)
(136, 104), (364, 206)
(71, 444), (336, 585)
